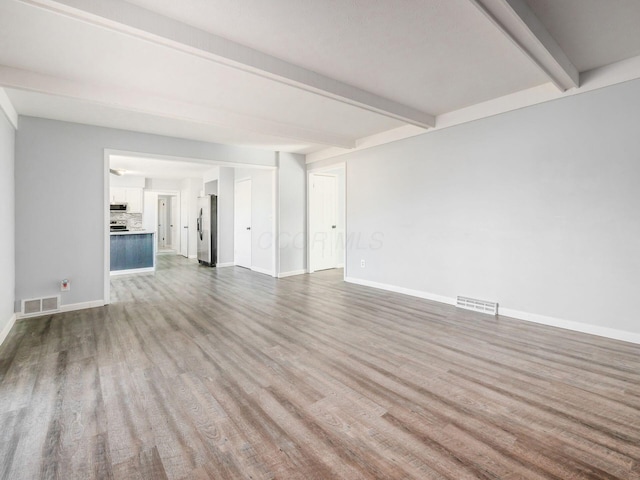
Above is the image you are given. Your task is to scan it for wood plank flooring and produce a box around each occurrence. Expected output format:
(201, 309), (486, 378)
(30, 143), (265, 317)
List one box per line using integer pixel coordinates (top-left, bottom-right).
(1, 255), (640, 479)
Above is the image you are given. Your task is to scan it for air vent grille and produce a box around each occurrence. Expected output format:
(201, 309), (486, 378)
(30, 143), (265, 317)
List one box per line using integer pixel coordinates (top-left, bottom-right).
(21, 296), (60, 317)
(42, 297), (60, 312)
(23, 299), (42, 315)
(456, 296), (498, 315)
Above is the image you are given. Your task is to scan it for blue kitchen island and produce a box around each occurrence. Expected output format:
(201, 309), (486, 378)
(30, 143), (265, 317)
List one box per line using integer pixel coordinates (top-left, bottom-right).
(110, 231), (155, 274)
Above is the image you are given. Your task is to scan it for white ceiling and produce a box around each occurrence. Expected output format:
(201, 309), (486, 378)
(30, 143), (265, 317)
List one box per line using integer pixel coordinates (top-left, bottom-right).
(124, 0), (548, 114)
(2, 0), (640, 157)
(526, 0), (640, 72)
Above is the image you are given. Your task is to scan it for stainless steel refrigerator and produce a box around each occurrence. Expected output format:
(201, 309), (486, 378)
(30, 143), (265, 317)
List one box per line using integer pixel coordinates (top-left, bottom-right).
(196, 195), (217, 266)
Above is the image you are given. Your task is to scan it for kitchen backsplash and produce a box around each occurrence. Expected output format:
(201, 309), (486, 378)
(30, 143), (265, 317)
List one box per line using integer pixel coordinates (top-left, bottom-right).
(111, 212), (144, 230)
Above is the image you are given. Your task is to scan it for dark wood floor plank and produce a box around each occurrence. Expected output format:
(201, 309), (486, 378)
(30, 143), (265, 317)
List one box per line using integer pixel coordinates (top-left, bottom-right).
(1, 255), (640, 479)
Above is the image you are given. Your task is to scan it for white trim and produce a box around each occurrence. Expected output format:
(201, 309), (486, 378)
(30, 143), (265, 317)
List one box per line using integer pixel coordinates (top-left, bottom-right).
(0, 88), (18, 129)
(272, 169), (279, 278)
(216, 262), (234, 267)
(103, 151), (111, 304)
(0, 314), (17, 347)
(278, 270), (306, 278)
(110, 267), (155, 276)
(345, 277), (456, 306)
(60, 300), (105, 313)
(499, 307), (640, 346)
(188, 254), (197, 259)
(251, 266), (274, 276)
(16, 299), (106, 320)
(344, 277), (640, 345)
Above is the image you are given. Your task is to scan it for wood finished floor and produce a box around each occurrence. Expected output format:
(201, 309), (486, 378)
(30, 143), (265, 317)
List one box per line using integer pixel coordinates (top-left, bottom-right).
(1, 256), (640, 479)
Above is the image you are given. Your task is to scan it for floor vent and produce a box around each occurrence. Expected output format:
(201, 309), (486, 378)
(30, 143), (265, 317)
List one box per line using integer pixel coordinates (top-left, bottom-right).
(21, 296), (61, 317)
(456, 296), (498, 315)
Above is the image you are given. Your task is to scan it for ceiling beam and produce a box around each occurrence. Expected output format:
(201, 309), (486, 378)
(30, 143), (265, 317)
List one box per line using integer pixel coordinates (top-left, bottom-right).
(0, 87), (18, 129)
(19, 0), (436, 129)
(469, 0), (579, 91)
(0, 65), (356, 148)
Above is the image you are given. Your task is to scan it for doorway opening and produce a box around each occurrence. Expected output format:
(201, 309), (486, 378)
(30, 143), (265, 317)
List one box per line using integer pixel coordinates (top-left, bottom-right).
(157, 195), (178, 253)
(308, 164), (346, 274)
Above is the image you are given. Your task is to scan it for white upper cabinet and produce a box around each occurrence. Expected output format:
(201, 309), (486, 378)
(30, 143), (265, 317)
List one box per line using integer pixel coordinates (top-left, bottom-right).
(111, 187), (126, 203)
(125, 188), (143, 213)
(110, 187), (143, 213)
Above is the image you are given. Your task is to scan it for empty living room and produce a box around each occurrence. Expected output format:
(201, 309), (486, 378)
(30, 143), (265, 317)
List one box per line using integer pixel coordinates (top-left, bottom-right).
(1, 1), (640, 479)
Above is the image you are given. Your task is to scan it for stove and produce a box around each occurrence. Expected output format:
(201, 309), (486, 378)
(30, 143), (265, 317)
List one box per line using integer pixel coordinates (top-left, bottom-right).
(110, 220), (129, 232)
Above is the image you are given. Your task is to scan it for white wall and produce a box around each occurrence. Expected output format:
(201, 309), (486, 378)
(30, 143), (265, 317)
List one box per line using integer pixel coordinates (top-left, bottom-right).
(341, 78), (640, 338)
(110, 175), (145, 188)
(203, 166), (220, 184)
(278, 153), (306, 275)
(145, 178), (181, 191)
(217, 167), (235, 265)
(204, 180), (218, 195)
(0, 112), (15, 335)
(235, 168), (275, 274)
(15, 117), (276, 306)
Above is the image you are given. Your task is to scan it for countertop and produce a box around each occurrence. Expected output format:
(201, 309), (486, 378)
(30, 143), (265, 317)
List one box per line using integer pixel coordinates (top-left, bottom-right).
(110, 230), (154, 236)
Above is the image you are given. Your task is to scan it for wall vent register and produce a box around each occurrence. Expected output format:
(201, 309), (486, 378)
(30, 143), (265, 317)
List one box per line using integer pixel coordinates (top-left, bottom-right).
(21, 295), (61, 317)
(456, 296), (498, 315)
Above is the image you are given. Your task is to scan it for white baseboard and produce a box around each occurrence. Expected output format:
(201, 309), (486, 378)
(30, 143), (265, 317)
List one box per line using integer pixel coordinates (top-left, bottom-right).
(499, 307), (640, 345)
(216, 262), (234, 268)
(251, 266), (275, 277)
(344, 276), (640, 345)
(15, 299), (106, 320)
(345, 277), (455, 306)
(0, 313), (17, 347)
(110, 267), (155, 276)
(60, 300), (106, 313)
(278, 269), (307, 278)
(336, 263), (345, 268)
(188, 254), (197, 259)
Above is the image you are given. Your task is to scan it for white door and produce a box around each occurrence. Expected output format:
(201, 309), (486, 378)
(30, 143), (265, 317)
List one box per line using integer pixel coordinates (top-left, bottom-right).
(310, 174), (338, 271)
(180, 192), (189, 257)
(234, 179), (252, 269)
(170, 196), (178, 251)
(158, 199), (167, 249)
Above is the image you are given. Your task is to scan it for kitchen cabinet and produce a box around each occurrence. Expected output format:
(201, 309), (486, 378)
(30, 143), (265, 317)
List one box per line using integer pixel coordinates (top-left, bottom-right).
(110, 187), (143, 213)
(110, 232), (155, 271)
(110, 187), (126, 203)
(126, 188), (143, 213)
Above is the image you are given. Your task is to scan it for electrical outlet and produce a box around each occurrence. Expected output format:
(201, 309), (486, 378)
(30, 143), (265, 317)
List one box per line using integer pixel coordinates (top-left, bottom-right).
(360, 259), (366, 268)
(61, 279), (70, 292)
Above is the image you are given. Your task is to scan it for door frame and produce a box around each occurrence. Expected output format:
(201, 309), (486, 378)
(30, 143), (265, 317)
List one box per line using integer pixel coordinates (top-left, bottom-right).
(307, 162), (346, 278)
